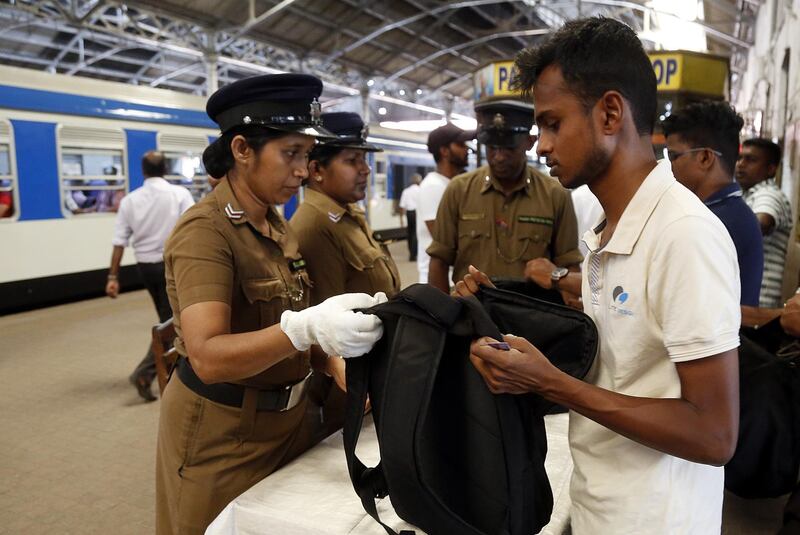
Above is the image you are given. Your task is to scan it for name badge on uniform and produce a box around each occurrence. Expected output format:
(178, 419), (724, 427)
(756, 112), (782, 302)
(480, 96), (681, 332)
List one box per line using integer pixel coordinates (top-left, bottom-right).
(288, 258), (307, 273)
(518, 215), (553, 226)
(460, 213), (485, 221)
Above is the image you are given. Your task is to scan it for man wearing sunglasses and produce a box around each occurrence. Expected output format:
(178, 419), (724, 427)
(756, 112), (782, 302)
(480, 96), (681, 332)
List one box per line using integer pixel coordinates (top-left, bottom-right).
(662, 100), (764, 309)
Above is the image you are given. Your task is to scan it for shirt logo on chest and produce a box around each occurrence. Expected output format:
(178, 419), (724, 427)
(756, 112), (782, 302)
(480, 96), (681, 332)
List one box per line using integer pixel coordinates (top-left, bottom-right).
(609, 285), (634, 316)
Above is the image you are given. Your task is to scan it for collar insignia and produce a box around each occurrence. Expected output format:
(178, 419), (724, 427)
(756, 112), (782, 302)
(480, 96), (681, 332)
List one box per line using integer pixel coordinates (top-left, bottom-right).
(225, 203), (244, 220)
(328, 211), (343, 223)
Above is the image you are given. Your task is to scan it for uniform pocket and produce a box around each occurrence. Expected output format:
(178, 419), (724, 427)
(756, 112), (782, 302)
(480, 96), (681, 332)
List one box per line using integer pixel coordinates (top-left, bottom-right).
(242, 277), (287, 327)
(343, 245), (385, 271)
(519, 225), (554, 261)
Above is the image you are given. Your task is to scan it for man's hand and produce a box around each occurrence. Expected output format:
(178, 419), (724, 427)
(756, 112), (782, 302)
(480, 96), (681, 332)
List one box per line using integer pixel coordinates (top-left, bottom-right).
(452, 265), (495, 297)
(781, 293), (800, 337)
(524, 257), (556, 289)
(469, 334), (561, 394)
(105, 279), (120, 298)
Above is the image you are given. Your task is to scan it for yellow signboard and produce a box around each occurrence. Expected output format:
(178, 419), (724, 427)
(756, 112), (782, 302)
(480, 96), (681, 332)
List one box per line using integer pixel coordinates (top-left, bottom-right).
(473, 60), (521, 102)
(648, 51), (729, 97)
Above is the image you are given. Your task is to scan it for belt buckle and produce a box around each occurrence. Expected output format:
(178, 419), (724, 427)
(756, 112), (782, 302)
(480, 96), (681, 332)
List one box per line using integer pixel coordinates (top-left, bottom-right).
(281, 371), (312, 411)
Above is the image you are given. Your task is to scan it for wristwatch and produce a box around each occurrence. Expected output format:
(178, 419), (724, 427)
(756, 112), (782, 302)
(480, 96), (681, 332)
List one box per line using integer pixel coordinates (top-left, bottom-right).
(550, 266), (569, 289)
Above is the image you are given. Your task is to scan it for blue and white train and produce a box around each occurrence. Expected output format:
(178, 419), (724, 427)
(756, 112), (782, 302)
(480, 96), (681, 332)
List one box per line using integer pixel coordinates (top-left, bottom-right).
(0, 66), (434, 314)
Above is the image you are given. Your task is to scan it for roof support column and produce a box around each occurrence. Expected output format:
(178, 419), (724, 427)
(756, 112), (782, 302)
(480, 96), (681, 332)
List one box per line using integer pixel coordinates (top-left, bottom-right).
(205, 52), (219, 95)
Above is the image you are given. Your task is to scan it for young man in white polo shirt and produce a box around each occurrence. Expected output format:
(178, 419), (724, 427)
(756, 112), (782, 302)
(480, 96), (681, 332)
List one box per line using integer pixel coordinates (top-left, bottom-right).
(467, 18), (740, 534)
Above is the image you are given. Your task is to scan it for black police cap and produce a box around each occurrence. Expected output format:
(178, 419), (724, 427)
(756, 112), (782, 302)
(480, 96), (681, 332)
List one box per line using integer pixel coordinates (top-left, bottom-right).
(206, 73), (335, 138)
(474, 99), (535, 147)
(319, 112), (382, 152)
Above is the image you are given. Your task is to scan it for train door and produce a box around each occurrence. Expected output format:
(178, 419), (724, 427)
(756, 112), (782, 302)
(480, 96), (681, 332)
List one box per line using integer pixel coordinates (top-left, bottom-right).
(57, 124), (127, 216)
(0, 118), (18, 220)
(157, 132), (210, 201)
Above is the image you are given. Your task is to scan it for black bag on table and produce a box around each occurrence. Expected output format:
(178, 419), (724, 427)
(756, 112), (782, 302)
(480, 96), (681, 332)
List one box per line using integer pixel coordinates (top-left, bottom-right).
(725, 320), (800, 499)
(343, 283), (598, 535)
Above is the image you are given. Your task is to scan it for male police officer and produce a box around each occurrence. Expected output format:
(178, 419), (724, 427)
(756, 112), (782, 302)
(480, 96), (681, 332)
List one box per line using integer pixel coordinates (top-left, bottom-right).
(427, 99), (582, 293)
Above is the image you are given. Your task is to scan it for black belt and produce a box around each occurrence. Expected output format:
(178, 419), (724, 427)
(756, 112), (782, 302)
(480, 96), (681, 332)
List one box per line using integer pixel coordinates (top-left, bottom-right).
(176, 358), (311, 412)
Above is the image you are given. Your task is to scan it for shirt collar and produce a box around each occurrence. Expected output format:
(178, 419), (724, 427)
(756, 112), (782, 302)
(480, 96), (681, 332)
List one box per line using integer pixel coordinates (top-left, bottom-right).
(143, 176), (169, 187)
(212, 177), (288, 242)
(704, 181), (742, 206)
(585, 160), (675, 256)
(479, 165), (533, 197)
(303, 187), (362, 223)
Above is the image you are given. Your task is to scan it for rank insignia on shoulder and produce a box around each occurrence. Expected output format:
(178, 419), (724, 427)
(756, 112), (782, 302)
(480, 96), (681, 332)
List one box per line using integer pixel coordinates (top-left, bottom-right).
(328, 211), (343, 223)
(225, 203), (244, 219)
(289, 258), (307, 272)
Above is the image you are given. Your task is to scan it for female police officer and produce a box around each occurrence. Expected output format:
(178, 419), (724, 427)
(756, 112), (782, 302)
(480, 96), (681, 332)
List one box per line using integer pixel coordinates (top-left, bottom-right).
(291, 112), (400, 438)
(156, 75), (386, 535)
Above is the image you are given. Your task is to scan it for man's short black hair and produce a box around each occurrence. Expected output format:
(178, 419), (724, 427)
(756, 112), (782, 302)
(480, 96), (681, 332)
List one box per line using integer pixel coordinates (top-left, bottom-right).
(142, 151), (168, 178)
(742, 137), (782, 167)
(661, 100), (744, 176)
(513, 17), (657, 135)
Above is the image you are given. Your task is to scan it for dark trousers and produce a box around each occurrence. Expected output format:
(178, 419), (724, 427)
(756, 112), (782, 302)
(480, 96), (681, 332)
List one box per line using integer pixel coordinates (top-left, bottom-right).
(406, 210), (417, 261)
(131, 261), (172, 383)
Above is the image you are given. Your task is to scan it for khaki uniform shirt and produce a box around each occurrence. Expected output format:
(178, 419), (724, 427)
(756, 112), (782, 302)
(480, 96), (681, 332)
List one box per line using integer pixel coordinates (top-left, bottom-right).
(427, 165), (582, 283)
(290, 188), (401, 305)
(164, 177), (312, 389)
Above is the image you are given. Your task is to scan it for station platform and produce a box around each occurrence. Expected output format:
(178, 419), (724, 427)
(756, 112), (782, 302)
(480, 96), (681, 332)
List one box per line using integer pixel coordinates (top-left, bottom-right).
(0, 242), (788, 534)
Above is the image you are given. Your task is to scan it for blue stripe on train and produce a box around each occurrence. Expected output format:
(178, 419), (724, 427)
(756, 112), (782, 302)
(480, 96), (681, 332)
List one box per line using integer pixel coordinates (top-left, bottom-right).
(125, 130), (158, 191)
(12, 120), (61, 221)
(0, 85), (215, 129)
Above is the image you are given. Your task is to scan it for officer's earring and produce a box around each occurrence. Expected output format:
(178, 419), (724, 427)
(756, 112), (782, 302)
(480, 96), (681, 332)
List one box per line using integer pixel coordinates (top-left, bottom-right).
(315, 175), (323, 182)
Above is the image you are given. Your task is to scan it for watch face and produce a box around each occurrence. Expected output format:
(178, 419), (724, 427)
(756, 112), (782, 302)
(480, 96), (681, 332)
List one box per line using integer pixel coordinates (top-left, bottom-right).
(552, 267), (569, 279)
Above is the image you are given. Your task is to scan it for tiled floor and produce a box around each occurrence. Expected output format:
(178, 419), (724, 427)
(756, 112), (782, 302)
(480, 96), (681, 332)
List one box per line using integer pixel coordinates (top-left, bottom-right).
(0, 242), (788, 534)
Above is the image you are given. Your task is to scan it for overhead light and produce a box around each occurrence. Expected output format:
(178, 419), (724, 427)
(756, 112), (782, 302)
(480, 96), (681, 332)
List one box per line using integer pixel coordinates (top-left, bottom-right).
(378, 107), (388, 115)
(379, 90), (385, 96)
(416, 88), (423, 95)
(367, 79), (375, 87)
(379, 119), (446, 132)
(398, 89), (406, 96)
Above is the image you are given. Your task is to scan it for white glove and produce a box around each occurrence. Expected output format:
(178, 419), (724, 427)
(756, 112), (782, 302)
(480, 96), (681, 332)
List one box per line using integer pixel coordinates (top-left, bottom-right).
(280, 292), (388, 358)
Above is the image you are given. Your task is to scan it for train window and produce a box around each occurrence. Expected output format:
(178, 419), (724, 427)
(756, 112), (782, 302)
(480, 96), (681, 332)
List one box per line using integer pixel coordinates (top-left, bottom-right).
(158, 133), (211, 201)
(0, 120), (17, 220)
(57, 125), (127, 216)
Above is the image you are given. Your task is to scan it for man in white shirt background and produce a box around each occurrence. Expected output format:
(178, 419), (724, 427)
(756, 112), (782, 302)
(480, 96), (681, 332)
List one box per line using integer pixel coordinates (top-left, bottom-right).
(398, 173), (421, 262)
(416, 123), (475, 283)
(106, 150), (195, 401)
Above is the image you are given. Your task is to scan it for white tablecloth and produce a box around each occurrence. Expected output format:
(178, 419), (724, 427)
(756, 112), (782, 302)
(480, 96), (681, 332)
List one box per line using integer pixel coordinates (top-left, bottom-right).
(206, 413), (573, 535)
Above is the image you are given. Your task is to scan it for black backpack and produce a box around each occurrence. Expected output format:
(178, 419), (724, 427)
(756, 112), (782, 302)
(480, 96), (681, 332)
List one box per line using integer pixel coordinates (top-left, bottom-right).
(343, 284), (598, 535)
(725, 321), (800, 498)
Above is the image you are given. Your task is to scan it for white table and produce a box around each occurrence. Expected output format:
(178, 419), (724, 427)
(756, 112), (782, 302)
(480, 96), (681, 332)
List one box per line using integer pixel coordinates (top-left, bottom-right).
(207, 413), (573, 535)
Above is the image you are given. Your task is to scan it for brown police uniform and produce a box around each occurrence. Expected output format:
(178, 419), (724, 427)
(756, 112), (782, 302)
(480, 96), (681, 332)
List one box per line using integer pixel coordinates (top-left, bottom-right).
(289, 187), (400, 439)
(156, 177), (319, 535)
(291, 188), (400, 304)
(427, 164), (582, 284)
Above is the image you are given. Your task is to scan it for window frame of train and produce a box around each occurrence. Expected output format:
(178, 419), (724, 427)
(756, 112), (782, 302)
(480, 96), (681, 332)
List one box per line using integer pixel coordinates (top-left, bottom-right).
(0, 118), (19, 221)
(57, 124), (128, 218)
(157, 132), (211, 201)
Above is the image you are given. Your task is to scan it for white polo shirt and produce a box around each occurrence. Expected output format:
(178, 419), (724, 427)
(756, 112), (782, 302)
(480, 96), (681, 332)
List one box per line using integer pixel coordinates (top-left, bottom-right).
(571, 160), (740, 534)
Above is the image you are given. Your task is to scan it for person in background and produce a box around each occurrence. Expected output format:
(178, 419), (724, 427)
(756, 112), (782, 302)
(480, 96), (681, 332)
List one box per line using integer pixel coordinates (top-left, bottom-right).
(662, 100), (763, 309)
(427, 99), (581, 295)
(291, 111), (400, 440)
(736, 137), (793, 308)
(0, 189), (13, 217)
(156, 74), (385, 535)
(106, 150), (195, 401)
(398, 173), (422, 261)
(416, 123), (475, 283)
(462, 17), (740, 534)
